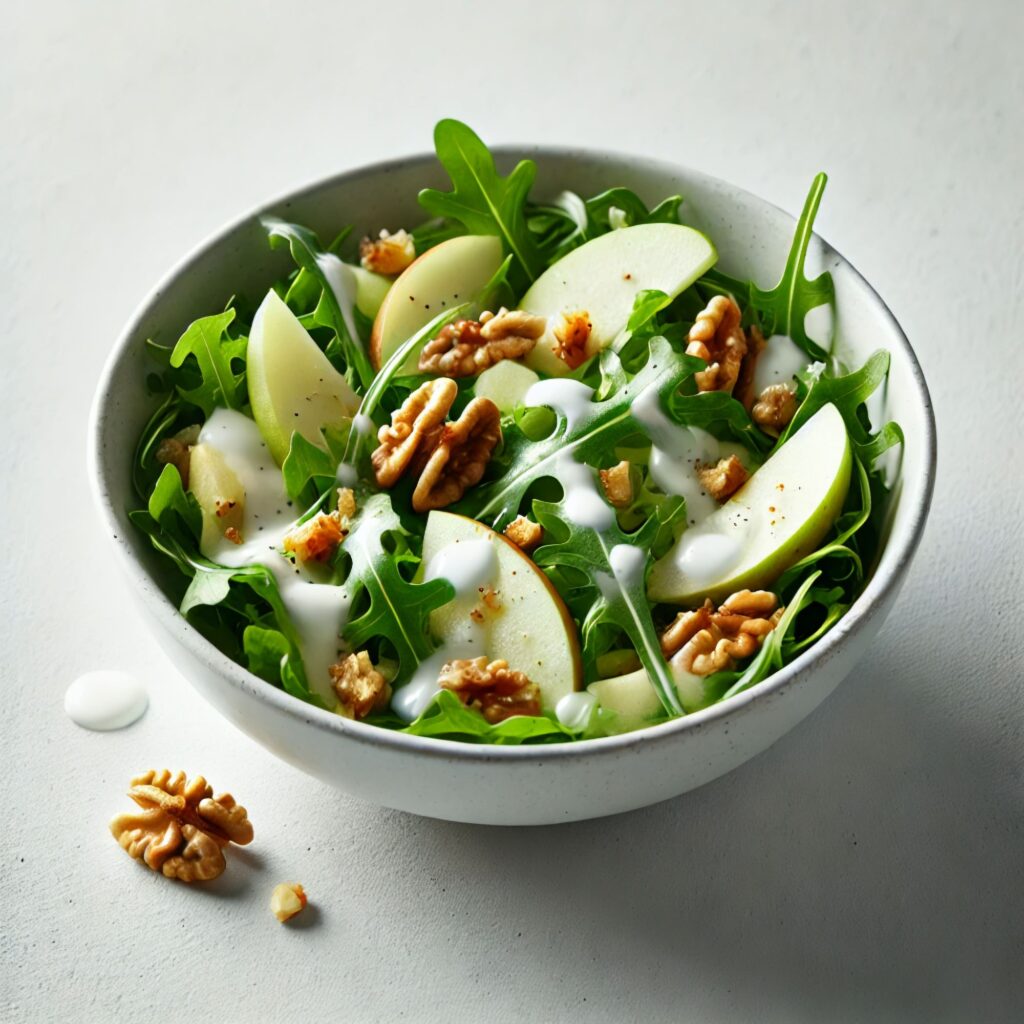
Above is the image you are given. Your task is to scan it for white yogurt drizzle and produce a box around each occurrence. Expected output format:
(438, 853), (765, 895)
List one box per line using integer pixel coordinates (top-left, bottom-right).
(669, 531), (743, 593)
(556, 691), (598, 731)
(316, 252), (362, 347)
(752, 333), (813, 395)
(524, 377), (595, 431)
(557, 454), (615, 531)
(424, 539), (498, 597)
(199, 408), (351, 704)
(64, 671), (148, 731)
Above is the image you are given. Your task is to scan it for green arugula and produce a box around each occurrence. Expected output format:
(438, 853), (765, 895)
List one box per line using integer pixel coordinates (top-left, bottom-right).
(462, 336), (699, 529)
(168, 310), (246, 415)
(419, 119), (545, 289)
(533, 485), (686, 716)
(400, 690), (577, 744)
(263, 218), (375, 389)
(340, 493), (453, 684)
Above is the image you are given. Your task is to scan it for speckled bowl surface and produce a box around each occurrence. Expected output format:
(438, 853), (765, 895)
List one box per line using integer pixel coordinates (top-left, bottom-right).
(89, 149), (935, 825)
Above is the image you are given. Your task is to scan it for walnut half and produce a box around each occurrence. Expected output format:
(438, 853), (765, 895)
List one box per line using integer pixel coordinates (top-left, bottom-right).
(109, 770), (253, 883)
(371, 378), (457, 488)
(439, 657), (541, 723)
(751, 383), (798, 435)
(330, 651), (391, 720)
(417, 307), (546, 377)
(696, 455), (748, 502)
(686, 295), (747, 393)
(661, 590), (784, 676)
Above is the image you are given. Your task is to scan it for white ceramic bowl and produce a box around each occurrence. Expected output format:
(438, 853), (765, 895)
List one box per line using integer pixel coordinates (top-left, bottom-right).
(89, 149), (935, 825)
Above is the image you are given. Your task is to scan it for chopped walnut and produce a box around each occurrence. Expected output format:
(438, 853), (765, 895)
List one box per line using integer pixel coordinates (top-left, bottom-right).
(412, 397), (502, 513)
(336, 487), (357, 521)
(417, 307), (546, 377)
(696, 455), (749, 502)
(330, 651), (392, 720)
(109, 769), (253, 883)
(283, 512), (345, 564)
(661, 590), (784, 676)
(224, 526), (243, 545)
(733, 324), (767, 409)
(372, 378), (457, 488)
(599, 460), (633, 508)
(270, 882), (308, 923)
(439, 657), (541, 723)
(359, 228), (415, 276)
(552, 310), (592, 369)
(155, 424), (201, 488)
(504, 515), (543, 552)
(686, 295), (747, 393)
(752, 383), (798, 435)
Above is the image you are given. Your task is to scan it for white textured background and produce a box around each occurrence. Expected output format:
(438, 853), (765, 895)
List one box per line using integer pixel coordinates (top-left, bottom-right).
(2, 1), (1022, 1021)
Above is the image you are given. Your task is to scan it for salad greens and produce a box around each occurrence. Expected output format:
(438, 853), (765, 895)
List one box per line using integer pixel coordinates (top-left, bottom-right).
(129, 118), (901, 745)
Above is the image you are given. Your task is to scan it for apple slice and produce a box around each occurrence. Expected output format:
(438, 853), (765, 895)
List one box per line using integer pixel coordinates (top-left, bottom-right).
(521, 223), (717, 376)
(350, 265), (392, 320)
(370, 234), (504, 371)
(420, 511), (582, 709)
(188, 442), (245, 557)
(473, 360), (540, 413)
(648, 402), (852, 606)
(247, 289), (360, 464)
(589, 662), (715, 727)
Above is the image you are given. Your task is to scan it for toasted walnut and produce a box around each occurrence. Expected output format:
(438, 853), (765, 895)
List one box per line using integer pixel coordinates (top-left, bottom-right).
(372, 378), (457, 488)
(418, 307), (546, 377)
(270, 882), (308, 923)
(696, 455), (749, 502)
(155, 425), (200, 488)
(599, 460), (633, 508)
(359, 228), (415, 276)
(283, 512), (345, 564)
(330, 651), (392, 720)
(733, 324), (767, 409)
(224, 526), (242, 545)
(752, 383), (798, 435)
(109, 769), (253, 883)
(439, 657), (541, 723)
(686, 295), (747, 393)
(504, 515), (543, 552)
(661, 590), (784, 676)
(336, 487), (357, 521)
(552, 310), (592, 369)
(412, 397), (501, 512)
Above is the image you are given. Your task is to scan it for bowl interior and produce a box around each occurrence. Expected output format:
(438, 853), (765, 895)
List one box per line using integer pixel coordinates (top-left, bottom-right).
(91, 148), (934, 747)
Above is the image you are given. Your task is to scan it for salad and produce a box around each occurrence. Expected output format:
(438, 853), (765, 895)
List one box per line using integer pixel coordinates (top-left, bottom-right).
(132, 119), (902, 744)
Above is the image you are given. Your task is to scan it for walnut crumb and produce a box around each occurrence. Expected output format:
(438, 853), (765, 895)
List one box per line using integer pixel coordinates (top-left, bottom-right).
(359, 228), (415, 276)
(439, 657), (541, 723)
(283, 512), (345, 564)
(752, 383), (798, 435)
(329, 652), (392, 720)
(599, 461), (633, 508)
(109, 769), (253, 883)
(224, 526), (243, 545)
(270, 882), (308, 923)
(503, 515), (543, 552)
(552, 310), (592, 369)
(661, 590), (783, 676)
(696, 455), (748, 502)
(686, 295), (747, 393)
(418, 307), (545, 377)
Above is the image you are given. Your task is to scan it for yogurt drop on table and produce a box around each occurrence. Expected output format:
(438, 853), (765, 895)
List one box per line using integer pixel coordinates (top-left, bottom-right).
(64, 671), (148, 730)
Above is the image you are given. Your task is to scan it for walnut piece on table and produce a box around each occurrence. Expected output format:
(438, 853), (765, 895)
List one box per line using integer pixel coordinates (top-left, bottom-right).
(686, 295), (747, 393)
(270, 882), (308, 923)
(696, 455), (749, 502)
(552, 310), (593, 369)
(371, 378), (458, 488)
(417, 307), (546, 377)
(599, 460), (634, 508)
(504, 515), (543, 552)
(330, 651), (392, 720)
(439, 657), (541, 723)
(411, 397), (502, 513)
(661, 590), (784, 676)
(109, 769), (253, 883)
(359, 228), (415, 276)
(752, 383), (798, 434)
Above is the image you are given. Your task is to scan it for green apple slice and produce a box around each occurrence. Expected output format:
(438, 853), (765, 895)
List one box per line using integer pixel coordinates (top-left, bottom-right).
(369, 234), (503, 371)
(589, 662), (720, 727)
(521, 223), (717, 376)
(421, 511), (582, 709)
(648, 402), (852, 606)
(351, 265), (393, 320)
(188, 442), (245, 556)
(247, 289), (360, 464)
(473, 360), (540, 413)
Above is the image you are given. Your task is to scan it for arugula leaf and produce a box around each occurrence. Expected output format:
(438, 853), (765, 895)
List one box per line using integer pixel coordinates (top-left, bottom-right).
(669, 390), (774, 455)
(463, 336), (700, 529)
(280, 423), (350, 505)
(419, 119), (544, 289)
(263, 218), (375, 389)
(781, 349), (904, 466)
(533, 484), (684, 716)
(169, 310), (246, 415)
(749, 173), (834, 360)
(340, 494), (453, 684)
(401, 690), (576, 744)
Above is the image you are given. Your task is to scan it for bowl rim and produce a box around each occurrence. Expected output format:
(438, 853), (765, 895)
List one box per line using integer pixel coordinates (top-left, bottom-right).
(88, 145), (937, 763)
